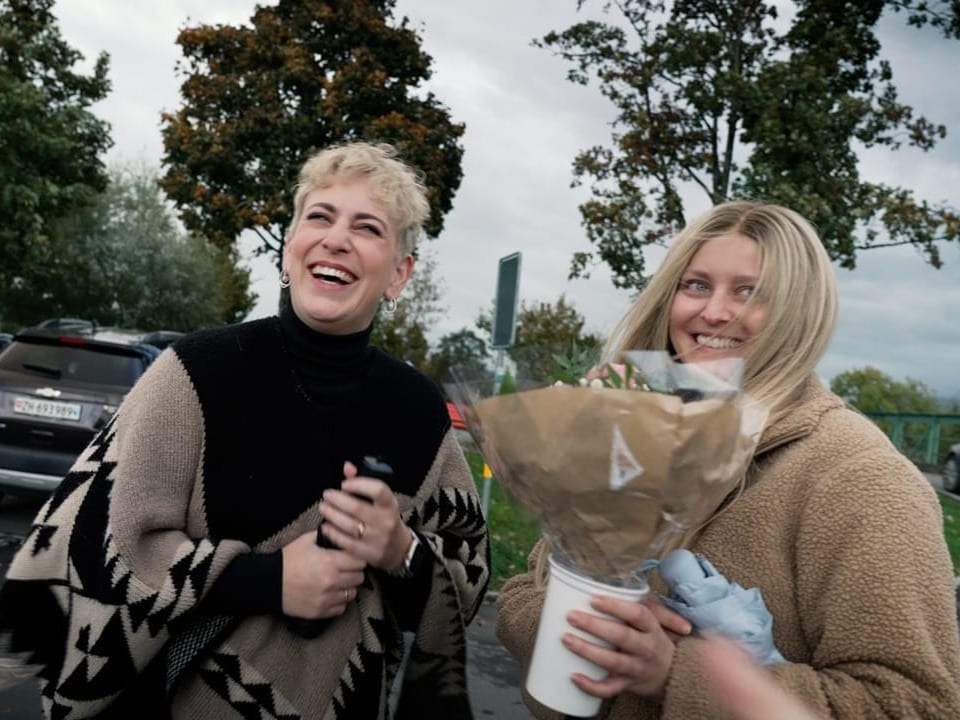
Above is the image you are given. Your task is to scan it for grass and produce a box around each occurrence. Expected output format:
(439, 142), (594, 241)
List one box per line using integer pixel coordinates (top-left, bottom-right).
(465, 448), (960, 588)
(464, 450), (541, 591)
(940, 492), (960, 576)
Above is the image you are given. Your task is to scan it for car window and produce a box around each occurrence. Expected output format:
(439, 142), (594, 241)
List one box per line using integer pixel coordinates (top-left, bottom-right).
(0, 342), (145, 387)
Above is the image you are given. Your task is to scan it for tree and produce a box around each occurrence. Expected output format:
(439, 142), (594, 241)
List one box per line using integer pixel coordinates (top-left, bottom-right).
(160, 0), (465, 269)
(478, 295), (603, 381)
(830, 366), (940, 414)
(425, 329), (490, 384)
(831, 366), (960, 465)
(540, 1), (960, 289)
(0, 164), (255, 330)
(369, 248), (445, 368)
(0, 0), (112, 291)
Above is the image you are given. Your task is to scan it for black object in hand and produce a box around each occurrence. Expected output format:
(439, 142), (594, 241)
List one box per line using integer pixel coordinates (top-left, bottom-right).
(315, 456), (392, 549)
(288, 456), (393, 639)
(357, 455), (394, 482)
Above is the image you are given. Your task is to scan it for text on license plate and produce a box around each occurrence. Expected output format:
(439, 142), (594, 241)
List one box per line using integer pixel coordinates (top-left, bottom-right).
(13, 397), (82, 421)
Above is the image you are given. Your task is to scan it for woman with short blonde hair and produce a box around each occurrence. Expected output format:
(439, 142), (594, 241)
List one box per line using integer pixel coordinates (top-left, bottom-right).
(0, 141), (489, 719)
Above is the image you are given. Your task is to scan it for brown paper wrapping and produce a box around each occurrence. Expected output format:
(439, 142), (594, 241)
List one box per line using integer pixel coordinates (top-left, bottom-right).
(466, 385), (756, 579)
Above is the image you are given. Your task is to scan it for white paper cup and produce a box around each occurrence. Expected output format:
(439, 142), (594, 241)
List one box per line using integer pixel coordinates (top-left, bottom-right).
(525, 554), (649, 718)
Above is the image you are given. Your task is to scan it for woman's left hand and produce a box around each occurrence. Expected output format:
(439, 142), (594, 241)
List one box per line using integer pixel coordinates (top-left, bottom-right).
(319, 461), (411, 572)
(562, 594), (681, 700)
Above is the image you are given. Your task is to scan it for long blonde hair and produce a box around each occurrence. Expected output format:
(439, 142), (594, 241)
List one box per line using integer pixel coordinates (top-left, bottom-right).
(530, 202), (840, 581)
(603, 201), (838, 426)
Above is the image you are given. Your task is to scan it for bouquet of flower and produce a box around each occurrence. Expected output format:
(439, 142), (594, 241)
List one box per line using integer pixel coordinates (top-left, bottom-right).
(446, 350), (766, 583)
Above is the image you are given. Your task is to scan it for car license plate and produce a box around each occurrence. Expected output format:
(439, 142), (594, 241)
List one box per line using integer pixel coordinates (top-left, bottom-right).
(13, 396), (82, 422)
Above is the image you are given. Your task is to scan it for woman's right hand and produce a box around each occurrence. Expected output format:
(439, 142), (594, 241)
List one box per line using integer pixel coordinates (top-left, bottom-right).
(281, 531), (367, 619)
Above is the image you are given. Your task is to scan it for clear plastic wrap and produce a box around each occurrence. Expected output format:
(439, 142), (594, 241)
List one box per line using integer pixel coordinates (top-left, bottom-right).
(446, 351), (767, 583)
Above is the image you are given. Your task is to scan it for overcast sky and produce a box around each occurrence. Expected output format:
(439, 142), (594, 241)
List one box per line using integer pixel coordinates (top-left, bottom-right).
(53, 0), (960, 399)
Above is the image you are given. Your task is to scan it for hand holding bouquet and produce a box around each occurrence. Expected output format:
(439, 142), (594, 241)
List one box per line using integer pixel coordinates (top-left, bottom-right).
(447, 350), (767, 716)
(447, 351), (766, 582)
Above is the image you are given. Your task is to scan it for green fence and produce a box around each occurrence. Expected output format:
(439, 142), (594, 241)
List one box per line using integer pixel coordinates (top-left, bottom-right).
(866, 413), (960, 468)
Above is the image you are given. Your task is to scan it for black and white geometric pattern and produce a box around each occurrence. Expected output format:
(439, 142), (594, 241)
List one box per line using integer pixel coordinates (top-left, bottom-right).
(0, 319), (491, 719)
(198, 647), (301, 720)
(0, 415), (238, 718)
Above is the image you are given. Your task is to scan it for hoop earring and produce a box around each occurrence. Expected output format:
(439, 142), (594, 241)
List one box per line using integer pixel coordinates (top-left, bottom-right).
(279, 270), (290, 289)
(382, 296), (398, 315)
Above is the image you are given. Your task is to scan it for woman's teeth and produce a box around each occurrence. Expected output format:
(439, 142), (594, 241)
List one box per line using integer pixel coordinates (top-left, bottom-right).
(696, 334), (742, 349)
(311, 267), (355, 283)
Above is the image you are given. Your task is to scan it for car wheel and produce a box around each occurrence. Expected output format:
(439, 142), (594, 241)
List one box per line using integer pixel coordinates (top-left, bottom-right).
(944, 455), (960, 493)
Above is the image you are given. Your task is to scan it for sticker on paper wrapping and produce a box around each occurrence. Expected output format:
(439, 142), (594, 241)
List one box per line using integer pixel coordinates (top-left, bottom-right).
(609, 425), (644, 491)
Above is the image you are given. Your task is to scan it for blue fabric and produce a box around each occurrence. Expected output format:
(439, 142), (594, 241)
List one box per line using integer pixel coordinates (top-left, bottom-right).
(655, 549), (786, 665)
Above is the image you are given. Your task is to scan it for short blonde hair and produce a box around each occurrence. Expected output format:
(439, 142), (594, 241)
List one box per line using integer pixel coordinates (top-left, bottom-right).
(290, 142), (429, 256)
(603, 201), (838, 422)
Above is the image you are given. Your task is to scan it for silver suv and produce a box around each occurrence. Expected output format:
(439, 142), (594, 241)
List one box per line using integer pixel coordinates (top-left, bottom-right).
(0, 323), (167, 497)
(943, 445), (959, 494)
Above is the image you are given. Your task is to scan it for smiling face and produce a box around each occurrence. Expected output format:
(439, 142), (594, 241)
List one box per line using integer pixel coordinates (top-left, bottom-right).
(283, 178), (413, 335)
(669, 232), (768, 364)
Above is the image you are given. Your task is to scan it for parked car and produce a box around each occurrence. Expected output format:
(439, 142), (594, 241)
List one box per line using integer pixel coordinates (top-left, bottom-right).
(34, 318), (96, 332)
(140, 330), (184, 350)
(0, 333), (12, 352)
(0, 324), (162, 498)
(943, 444), (959, 494)
(33, 319), (184, 352)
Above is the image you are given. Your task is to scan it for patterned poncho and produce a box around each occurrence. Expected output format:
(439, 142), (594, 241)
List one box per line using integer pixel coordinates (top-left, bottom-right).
(0, 313), (490, 719)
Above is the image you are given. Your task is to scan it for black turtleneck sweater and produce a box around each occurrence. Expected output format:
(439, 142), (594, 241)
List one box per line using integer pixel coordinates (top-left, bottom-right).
(193, 305), (447, 620)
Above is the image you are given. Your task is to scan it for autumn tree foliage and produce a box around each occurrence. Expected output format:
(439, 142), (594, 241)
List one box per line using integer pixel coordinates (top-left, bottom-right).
(478, 295), (604, 382)
(160, 0), (465, 268)
(0, 0), (111, 295)
(541, 0), (960, 289)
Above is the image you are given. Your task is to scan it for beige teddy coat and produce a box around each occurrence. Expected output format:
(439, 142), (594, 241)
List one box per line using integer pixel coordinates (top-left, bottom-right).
(497, 377), (960, 719)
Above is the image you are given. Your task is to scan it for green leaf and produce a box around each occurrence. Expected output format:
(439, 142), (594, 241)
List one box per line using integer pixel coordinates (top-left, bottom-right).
(541, 0), (960, 287)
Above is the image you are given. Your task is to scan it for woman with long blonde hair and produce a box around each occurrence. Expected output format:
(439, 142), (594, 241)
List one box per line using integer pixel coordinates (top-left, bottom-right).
(496, 201), (960, 719)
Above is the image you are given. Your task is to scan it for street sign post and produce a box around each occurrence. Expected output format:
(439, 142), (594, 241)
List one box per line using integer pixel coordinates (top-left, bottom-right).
(484, 252), (521, 517)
